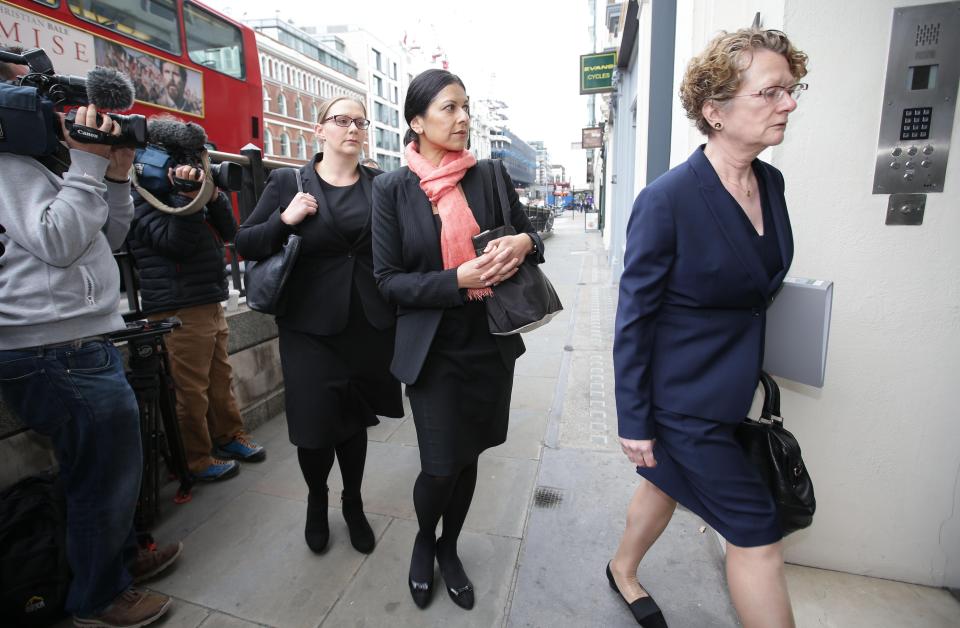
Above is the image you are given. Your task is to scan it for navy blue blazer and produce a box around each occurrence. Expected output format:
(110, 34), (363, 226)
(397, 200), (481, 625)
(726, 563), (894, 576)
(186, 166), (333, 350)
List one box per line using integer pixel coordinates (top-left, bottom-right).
(371, 159), (545, 385)
(614, 146), (794, 440)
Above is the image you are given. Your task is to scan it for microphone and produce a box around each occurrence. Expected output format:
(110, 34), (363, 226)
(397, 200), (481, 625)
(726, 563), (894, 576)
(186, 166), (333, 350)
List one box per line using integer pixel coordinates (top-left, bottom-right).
(146, 117), (208, 154)
(85, 66), (136, 111)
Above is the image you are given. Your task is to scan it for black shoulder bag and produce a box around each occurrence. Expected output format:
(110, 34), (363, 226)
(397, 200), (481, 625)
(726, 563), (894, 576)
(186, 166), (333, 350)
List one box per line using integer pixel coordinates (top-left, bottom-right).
(472, 160), (562, 335)
(244, 168), (303, 315)
(735, 371), (816, 536)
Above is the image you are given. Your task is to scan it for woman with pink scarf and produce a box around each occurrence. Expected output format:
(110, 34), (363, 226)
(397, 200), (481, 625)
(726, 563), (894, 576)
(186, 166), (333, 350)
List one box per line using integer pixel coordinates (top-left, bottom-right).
(372, 69), (545, 612)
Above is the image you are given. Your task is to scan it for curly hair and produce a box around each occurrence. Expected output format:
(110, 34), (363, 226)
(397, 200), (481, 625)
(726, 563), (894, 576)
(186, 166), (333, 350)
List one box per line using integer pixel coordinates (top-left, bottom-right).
(679, 28), (809, 136)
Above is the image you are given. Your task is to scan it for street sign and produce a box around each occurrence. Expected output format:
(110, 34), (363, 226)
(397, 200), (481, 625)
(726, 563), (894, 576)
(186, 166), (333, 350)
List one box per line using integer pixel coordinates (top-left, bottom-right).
(580, 51), (617, 94)
(582, 127), (603, 149)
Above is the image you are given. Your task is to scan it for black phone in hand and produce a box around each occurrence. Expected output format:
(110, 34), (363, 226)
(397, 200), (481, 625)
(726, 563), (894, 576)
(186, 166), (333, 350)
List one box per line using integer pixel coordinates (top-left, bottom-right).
(472, 225), (516, 256)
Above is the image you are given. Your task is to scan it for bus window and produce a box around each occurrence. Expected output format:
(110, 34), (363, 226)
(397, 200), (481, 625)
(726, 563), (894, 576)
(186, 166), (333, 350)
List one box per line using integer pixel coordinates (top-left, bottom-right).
(184, 2), (244, 79)
(67, 0), (181, 53)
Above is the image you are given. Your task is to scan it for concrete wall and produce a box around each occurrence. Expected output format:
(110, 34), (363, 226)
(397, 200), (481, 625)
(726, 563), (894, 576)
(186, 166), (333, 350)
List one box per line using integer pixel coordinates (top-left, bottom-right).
(661, 0), (960, 587)
(0, 307), (286, 491)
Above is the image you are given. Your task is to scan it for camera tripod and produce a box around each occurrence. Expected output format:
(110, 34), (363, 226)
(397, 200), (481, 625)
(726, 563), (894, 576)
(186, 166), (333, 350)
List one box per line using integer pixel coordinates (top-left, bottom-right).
(109, 318), (193, 530)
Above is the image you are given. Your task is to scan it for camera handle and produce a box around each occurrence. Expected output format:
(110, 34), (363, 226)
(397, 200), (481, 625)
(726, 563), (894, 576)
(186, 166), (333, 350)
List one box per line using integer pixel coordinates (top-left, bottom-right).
(131, 150), (215, 216)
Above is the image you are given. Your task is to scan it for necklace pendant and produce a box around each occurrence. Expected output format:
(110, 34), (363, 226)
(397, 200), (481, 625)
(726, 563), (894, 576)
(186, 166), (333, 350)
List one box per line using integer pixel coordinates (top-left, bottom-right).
(746, 190), (752, 197)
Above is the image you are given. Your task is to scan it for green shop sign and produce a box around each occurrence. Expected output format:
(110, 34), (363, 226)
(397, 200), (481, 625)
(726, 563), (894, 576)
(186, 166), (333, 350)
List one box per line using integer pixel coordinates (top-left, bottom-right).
(580, 51), (617, 94)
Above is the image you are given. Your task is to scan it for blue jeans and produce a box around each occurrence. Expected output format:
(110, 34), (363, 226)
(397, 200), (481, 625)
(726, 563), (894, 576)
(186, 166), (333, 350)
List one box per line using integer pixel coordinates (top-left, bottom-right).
(0, 339), (142, 616)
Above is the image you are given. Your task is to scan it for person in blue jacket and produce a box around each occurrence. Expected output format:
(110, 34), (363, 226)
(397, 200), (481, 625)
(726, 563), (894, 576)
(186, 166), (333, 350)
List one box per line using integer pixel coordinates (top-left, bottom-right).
(609, 29), (808, 628)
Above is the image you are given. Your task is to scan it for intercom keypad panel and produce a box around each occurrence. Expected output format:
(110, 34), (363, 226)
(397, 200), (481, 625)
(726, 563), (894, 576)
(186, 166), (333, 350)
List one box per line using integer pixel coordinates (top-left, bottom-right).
(900, 107), (932, 140)
(873, 2), (959, 194)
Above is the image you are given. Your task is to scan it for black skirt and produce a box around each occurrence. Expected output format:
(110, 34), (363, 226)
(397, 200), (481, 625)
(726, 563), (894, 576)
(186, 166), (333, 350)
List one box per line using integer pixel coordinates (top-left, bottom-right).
(279, 286), (403, 449)
(407, 299), (514, 475)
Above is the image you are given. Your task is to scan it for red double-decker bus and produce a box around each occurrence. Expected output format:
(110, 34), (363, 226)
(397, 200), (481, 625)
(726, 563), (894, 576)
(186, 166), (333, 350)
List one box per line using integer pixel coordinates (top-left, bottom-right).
(0, 0), (263, 152)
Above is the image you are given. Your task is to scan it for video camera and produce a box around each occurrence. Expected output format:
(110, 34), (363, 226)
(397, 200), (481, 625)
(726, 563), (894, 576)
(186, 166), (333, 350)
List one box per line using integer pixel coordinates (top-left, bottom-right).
(0, 47), (146, 156)
(134, 118), (242, 196)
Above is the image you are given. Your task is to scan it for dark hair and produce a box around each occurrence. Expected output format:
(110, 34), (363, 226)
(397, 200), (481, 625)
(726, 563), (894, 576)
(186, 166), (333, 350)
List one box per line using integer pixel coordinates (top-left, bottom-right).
(403, 69), (466, 146)
(0, 45), (25, 81)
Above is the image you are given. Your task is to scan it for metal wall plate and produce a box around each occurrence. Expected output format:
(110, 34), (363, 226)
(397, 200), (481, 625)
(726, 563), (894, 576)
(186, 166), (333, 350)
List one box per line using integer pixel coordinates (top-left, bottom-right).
(885, 193), (927, 224)
(873, 2), (960, 194)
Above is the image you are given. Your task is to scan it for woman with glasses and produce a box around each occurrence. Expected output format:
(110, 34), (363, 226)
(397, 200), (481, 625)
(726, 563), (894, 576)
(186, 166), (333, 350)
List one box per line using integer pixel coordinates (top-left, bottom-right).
(236, 96), (402, 555)
(610, 29), (808, 627)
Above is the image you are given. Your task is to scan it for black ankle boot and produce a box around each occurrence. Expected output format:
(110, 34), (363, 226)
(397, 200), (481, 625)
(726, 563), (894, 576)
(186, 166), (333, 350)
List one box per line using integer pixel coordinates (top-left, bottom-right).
(304, 489), (329, 553)
(341, 492), (375, 554)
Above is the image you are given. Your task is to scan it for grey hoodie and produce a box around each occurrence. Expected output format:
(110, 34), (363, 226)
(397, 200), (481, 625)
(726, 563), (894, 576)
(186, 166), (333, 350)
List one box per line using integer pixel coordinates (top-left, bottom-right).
(0, 150), (134, 350)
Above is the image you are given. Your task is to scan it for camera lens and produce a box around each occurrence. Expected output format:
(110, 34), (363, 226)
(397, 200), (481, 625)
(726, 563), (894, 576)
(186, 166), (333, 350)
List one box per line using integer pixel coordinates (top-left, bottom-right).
(210, 162), (242, 192)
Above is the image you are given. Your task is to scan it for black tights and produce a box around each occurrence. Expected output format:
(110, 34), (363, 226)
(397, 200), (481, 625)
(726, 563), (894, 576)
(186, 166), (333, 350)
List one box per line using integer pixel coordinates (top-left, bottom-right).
(297, 429), (368, 500)
(410, 460), (479, 587)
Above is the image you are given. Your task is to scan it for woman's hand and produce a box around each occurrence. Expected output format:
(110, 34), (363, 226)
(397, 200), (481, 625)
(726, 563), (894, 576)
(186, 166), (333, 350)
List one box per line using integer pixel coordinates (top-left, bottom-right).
(280, 192), (318, 226)
(620, 437), (657, 468)
(456, 251), (496, 289)
(476, 233), (533, 285)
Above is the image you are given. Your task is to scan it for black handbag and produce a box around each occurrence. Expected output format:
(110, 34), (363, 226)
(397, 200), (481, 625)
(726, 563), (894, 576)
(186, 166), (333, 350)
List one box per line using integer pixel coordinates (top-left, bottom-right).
(735, 371), (816, 536)
(473, 160), (562, 336)
(244, 168), (303, 315)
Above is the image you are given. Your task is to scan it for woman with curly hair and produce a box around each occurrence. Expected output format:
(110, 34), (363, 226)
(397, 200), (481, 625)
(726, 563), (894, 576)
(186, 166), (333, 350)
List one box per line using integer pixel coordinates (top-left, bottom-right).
(609, 28), (808, 627)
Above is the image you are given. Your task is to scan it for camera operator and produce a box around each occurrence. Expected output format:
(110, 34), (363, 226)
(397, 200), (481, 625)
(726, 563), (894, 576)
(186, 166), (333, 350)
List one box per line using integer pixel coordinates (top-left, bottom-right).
(0, 51), (180, 627)
(126, 117), (265, 483)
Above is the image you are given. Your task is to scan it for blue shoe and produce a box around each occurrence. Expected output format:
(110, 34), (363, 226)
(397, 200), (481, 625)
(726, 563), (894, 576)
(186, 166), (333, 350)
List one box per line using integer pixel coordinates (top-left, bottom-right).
(193, 458), (239, 482)
(216, 433), (266, 463)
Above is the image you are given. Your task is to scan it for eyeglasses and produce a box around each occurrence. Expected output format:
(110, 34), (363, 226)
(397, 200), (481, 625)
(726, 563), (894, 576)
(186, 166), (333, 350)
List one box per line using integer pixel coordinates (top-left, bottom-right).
(322, 114), (371, 130)
(728, 82), (808, 105)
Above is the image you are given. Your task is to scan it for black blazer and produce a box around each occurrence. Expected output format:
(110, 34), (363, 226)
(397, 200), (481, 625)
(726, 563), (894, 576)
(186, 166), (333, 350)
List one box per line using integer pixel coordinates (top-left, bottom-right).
(614, 146), (794, 439)
(372, 159), (545, 385)
(235, 154), (395, 335)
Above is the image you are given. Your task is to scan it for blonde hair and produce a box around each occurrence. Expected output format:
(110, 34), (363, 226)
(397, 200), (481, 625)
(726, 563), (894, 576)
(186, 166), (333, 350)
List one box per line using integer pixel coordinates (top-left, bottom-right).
(679, 28), (809, 135)
(316, 96), (367, 123)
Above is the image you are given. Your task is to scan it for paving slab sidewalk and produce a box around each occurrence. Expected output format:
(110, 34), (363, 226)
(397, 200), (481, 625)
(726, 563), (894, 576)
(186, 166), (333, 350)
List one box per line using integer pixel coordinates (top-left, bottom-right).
(94, 212), (958, 628)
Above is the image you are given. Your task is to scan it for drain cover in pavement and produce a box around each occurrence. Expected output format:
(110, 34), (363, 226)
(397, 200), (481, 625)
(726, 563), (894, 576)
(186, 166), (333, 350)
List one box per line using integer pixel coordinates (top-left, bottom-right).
(533, 486), (564, 508)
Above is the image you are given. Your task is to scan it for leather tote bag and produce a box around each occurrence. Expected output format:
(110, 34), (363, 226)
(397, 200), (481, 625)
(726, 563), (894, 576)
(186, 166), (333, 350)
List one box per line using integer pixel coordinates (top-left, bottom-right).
(735, 371), (816, 536)
(244, 168), (302, 315)
(475, 160), (562, 336)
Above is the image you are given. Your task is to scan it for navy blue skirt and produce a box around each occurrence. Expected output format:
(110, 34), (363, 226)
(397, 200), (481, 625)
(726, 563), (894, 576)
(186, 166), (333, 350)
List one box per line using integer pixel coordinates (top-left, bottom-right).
(637, 408), (782, 547)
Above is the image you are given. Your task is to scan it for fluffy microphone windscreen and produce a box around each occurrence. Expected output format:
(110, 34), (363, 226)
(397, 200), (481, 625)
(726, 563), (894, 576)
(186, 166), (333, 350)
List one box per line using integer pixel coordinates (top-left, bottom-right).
(85, 66), (136, 111)
(147, 118), (209, 153)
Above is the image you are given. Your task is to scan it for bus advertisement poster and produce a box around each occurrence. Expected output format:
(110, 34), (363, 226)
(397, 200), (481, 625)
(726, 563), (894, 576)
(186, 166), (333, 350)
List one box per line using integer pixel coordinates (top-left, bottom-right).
(1, 1), (203, 117)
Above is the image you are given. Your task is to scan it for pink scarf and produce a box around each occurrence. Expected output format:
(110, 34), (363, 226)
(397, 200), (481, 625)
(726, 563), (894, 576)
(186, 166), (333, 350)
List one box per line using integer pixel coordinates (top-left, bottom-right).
(405, 143), (491, 300)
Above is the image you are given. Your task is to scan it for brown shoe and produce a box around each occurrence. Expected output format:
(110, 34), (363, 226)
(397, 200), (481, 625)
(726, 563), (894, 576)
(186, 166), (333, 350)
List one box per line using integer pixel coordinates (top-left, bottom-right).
(130, 541), (183, 583)
(73, 588), (171, 627)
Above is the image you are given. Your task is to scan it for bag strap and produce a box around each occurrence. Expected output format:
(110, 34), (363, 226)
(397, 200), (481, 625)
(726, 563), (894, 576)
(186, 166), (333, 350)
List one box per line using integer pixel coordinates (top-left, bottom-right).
(277, 167), (302, 242)
(489, 159), (512, 229)
(759, 370), (782, 420)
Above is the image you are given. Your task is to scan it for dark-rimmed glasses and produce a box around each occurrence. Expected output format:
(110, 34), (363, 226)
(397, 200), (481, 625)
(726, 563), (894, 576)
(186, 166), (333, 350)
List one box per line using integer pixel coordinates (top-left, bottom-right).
(322, 114), (371, 130)
(727, 82), (808, 105)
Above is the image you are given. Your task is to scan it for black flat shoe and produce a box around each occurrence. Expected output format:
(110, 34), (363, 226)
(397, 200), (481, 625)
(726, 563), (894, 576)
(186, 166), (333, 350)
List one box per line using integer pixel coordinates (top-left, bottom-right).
(437, 538), (474, 610)
(408, 577), (433, 609)
(409, 534), (436, 609)
(606, 561), (668, 627)
(445, 581), (474, 610)
(304, 489), (329, 553)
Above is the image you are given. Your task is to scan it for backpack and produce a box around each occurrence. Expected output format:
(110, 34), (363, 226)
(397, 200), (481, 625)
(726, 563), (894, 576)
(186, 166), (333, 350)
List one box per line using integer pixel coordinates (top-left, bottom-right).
(0, 473), (71, 626)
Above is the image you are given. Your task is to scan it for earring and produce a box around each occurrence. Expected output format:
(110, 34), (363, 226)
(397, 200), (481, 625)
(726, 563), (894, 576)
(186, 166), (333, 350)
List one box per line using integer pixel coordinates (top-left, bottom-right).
(713, 122), (723, 130)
